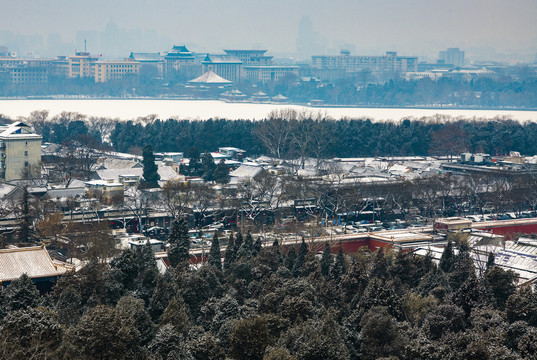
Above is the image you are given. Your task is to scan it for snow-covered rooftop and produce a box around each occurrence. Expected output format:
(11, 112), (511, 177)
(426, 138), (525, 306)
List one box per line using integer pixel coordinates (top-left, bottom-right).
(0, 246), (72, 282)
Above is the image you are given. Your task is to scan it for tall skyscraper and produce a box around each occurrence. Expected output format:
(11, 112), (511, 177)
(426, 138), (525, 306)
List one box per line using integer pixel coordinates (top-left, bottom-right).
(296, 16), (324, 60)
(439, 48), (465, 67)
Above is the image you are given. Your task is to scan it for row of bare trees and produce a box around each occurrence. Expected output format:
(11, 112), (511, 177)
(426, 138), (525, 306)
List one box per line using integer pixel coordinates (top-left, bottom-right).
(254, 109), (334, 172)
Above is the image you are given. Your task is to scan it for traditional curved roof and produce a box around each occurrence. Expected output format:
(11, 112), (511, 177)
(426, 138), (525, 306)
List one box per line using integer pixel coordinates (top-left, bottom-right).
(0, 246), (72, 283)
(188, 70), (233, 84)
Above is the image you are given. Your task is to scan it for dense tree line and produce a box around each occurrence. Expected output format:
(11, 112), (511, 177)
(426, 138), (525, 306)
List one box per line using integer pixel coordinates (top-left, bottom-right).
(3, 70), (537, 108)
(1, 223), (533, 359)
(281, 77), (537, 108)
(22, 109), (537, 159)
(108, 114), (537, 158)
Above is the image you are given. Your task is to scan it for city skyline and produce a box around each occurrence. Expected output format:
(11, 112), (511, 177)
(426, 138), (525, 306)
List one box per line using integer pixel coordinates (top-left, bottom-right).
(1, 0), (537, 62)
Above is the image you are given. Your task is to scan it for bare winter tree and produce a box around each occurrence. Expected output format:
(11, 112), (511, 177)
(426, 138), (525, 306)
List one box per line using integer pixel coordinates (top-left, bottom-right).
(254, 110), (295, 159)
(124, 187), (154, 233)
(190, 183), (217, 229)
(160, 180), (194, 218)
(24, 110), (49, 134)
(236, 172), (280, 225)
(48, 145), (99, 187)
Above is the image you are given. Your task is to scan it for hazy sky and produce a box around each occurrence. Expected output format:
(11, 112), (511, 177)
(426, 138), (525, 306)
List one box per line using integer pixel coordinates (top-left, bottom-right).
(1, 0), (537, 59)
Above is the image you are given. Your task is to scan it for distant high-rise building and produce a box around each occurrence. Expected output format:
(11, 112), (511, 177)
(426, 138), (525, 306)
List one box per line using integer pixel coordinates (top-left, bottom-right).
(50, 56), (70, 78)
(68, 52), (98, 78)
(0, 58), (50, 86)
(311, 50), (418, 80)
(0, 122), (42, 181)
(223, 50), (273, 66)
(94, 60), (140, 83)
(439, 48), (465, 67)
(296, 16), (324, 60)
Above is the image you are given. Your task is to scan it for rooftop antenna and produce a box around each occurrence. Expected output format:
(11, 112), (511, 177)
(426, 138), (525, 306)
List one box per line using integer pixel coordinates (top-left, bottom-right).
(84, 39), (87, 53)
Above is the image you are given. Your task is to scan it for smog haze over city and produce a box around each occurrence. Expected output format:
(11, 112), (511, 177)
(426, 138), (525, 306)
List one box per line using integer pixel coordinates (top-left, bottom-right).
(2, 0), (537, 61)
(5, 1), (537, 360)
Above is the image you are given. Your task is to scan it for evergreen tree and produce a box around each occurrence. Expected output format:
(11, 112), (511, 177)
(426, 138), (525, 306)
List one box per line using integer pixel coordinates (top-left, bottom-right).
(272, 239), (283, 263)
(201, 152), (216, 182)
(140, 144), (160, 188)
(245, 231), (253, 249)
(148, 274), (177, 321)
(188, 332), (226, 360)
(0, 307), (63, 359)
(439, 240), (456, 273)
(486, 251), (495, 270)
(72, 305), (140, 359)
(2, 274), (40, 313)
(187, 146), (202, 177)
(320, 242), (332, 278)
(209, 232), (222, 270)
(139, 240), (158, 271)
(230, 316), (271, 360)
(285, 247), (297, 271)
(168, 217), (190, 268)
(486, 266), (518, 310)
(116, 295), (155, 346)
(370, 247), (388, 279)
(331, 245), (347, 279)
(236, 231), (253, 259)
(213, 159), (231, 184)
(148, 324), (192, 360)
(360, 306), (403, 360)
(292, 238), (308, 276)
(253, 236), (263, 256)
(159, 296), (191, 336)
(17, 186), (32, 243)
(234, 232), (244, 252)
(224, 233), (236, 270)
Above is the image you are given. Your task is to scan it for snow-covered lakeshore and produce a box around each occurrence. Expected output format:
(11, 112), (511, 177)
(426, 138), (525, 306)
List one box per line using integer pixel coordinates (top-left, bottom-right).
(1, 99), (537, 122)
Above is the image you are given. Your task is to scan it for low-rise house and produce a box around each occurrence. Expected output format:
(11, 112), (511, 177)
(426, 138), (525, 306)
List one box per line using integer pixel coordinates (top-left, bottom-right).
(0, 183), (23, 201)
(92, 165), (184, 187)
(229, 164), (266, 185)
(96, 158), (142, 170)
(128, 238), (165, 253)
(85, 179), (124, 205)
(217, 147), (246, 161)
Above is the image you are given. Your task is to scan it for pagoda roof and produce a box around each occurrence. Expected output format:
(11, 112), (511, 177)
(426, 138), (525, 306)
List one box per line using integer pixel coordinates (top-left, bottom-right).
(188, 70), (233, 84)
(129, 52), (163, 62)
(167, 45), (191, 53)
(165, 45), (194, 59)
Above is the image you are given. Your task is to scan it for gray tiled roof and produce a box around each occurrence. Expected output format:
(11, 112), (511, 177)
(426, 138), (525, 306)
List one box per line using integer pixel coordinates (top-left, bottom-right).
(203, 54), (241, 64)
(0, 246), (70, 282)
(129, 52), (163, 62)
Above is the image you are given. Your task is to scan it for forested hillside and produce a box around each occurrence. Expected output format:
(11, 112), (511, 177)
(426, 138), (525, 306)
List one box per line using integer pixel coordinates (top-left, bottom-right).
(0, 230), (531, 359)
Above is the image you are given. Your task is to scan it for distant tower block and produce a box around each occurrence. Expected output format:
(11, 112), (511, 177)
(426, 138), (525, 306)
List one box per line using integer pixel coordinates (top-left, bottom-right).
(439, 48), (465, 67)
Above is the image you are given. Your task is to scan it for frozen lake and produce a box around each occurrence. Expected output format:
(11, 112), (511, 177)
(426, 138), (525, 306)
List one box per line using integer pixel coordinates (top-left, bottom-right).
(1, 99), (537, 122)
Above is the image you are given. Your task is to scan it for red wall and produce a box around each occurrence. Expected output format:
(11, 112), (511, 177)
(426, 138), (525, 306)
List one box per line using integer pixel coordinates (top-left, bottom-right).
(475, 223), (537, 240)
